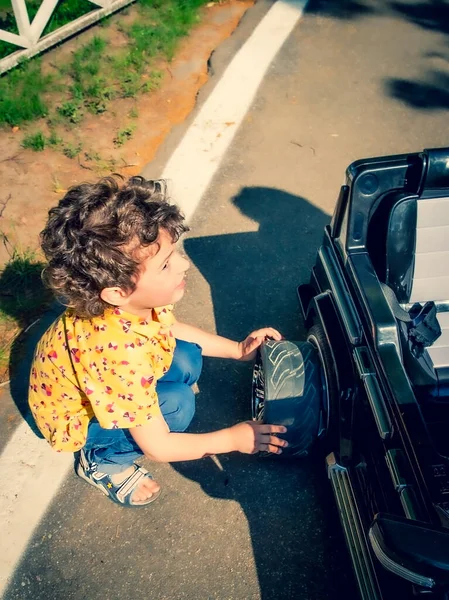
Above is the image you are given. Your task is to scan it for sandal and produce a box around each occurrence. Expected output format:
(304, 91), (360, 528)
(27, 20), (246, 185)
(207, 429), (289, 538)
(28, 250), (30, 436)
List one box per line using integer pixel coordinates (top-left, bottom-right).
(76, 449), (161, 507)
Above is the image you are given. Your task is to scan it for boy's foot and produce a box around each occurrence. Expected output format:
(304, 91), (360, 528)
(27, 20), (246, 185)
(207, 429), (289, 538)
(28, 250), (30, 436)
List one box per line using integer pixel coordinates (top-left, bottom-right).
(76, 449), (161, 507)
(110, 466), (160, 503)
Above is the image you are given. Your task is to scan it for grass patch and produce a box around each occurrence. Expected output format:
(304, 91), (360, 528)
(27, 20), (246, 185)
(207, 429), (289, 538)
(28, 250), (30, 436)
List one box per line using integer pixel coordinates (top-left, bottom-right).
(22, 130), (47, 151)
(48, 130), (63, 147)
(57, 100), (84, 124)
(68, 35), (107, 83)
(21, 129), (63, 152)
(128, 0), (206, 61)
(62, 142), (82, 158)
(0, 0), (212, 128)
(0, 59), (52, 126)
(84, 150), (102, 162)
(113, 124), (136, 147)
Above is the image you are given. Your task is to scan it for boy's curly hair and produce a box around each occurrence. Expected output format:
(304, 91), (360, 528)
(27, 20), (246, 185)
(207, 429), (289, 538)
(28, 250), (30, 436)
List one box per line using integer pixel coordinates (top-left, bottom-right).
(41, 176), (188, 318)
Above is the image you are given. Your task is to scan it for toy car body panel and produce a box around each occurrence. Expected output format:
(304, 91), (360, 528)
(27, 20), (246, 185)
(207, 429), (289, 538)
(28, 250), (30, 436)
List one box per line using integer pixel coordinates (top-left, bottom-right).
(256, 148), (449, 600)
(313, 148), (449, 600)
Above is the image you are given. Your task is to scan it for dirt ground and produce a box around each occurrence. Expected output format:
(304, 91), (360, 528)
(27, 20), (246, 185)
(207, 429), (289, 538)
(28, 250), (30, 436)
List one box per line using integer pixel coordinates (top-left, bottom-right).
(0, 0), (254, 266)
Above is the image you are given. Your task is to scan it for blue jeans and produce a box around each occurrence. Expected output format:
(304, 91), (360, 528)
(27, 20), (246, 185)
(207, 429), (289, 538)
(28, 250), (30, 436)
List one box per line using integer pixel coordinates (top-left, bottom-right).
(83, 339), (202, 475)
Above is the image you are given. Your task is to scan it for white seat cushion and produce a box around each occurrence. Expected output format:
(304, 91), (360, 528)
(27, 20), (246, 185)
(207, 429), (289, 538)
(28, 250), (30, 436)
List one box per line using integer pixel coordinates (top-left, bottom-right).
(412, 197), (449, 369)
(426, 312), (449, 369)
(411, 197), (449, 305)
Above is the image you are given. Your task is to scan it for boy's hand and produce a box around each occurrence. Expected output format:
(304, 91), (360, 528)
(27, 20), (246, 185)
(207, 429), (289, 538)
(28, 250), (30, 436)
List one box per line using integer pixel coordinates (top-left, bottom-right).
(237, 327), (283, 361)
(229, 421), (288, 454)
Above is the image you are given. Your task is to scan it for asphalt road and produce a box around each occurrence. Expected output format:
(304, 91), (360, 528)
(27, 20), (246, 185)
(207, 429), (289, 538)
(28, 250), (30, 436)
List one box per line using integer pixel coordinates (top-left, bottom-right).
(3, 0), (449, 598)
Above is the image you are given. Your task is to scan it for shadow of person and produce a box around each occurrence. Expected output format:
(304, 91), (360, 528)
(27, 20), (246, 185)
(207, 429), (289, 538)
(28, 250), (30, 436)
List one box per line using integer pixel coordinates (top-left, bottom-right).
(0, 255), (64, 437)
(384, 0), (449, 110)
(306, 0), (375, 20)
(8, 303), (65, 438)
(386, 71), (449, 111)
(186, 186), (329, 343)
(389, 0), (449, 36)
(171, 188), (356, 598)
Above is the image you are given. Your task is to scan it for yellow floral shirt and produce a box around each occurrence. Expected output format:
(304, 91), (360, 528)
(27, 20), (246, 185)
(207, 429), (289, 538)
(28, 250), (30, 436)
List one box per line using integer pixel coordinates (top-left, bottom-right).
(28, 305), (176, 452)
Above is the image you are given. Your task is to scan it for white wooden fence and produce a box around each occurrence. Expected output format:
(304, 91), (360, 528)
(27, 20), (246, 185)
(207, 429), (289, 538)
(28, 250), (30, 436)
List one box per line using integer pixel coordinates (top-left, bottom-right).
(0, 0), (135, 74)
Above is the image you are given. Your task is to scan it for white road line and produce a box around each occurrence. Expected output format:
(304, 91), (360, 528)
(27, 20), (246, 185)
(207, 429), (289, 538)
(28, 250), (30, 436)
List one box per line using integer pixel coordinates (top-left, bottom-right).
(0, 1), (307, 595)
(162, 0), (308, 221)
(0, 421), (72, 596)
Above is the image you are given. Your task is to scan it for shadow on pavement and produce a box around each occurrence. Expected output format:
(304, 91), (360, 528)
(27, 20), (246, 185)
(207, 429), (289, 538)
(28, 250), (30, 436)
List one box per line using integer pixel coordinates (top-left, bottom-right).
(306, 0), (375, 20)
(172, 187), (356, 599)
(385, 0), (449, 109)
(305, 0), (449, 112)
(7, 302), (64, 438)
(0, 290), (64, 438)
(0, 250), (63, 437)
(186, 186), (329, 341)
(390, 0), (449, 35)
(386, 71), (449, 110)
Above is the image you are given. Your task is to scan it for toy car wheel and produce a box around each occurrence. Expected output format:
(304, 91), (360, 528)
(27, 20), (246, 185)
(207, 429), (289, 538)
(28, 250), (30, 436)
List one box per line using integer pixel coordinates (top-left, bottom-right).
(306, 324), (339, 448)
(251, 339), (322, 457)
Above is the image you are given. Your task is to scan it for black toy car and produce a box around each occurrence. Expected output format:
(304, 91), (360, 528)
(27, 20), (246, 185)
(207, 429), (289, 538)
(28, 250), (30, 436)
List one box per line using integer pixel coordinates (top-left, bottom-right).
(252, 148), (449, 600)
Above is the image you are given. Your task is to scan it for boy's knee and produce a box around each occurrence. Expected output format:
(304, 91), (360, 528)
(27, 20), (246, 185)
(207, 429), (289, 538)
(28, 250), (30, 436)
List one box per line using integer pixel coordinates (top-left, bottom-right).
(172, 340), (202, 385)
(158, 383), (195, 432)
(175, 388), (195, 432)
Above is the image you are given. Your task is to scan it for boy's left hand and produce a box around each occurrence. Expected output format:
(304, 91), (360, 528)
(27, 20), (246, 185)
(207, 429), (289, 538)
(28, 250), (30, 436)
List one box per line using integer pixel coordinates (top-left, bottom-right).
(237, 328), (283, 361)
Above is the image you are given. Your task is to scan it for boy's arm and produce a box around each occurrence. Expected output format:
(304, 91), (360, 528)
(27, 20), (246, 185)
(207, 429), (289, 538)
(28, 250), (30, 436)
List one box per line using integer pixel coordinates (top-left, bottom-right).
(130, 415), (287, 462)
(170, 320), (282, 360)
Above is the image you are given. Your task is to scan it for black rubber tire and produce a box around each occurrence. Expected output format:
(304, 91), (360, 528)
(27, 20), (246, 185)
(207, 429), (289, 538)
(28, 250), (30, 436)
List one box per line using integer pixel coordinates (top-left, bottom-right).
(306, 324), (339, 450)
(252, 339), (322, 457)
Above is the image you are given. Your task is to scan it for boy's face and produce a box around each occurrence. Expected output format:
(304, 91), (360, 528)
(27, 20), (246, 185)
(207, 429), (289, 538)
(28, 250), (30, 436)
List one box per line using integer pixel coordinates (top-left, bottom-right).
(109, 228), (190, 317)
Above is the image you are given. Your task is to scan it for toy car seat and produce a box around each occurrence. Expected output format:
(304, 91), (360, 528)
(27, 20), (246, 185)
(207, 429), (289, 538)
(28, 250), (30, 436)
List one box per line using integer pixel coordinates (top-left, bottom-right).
(374, 149), (449, 398)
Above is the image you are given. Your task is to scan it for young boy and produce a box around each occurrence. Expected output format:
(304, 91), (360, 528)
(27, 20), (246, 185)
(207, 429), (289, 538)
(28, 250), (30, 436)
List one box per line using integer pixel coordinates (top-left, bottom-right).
(29, 176), (288, 507)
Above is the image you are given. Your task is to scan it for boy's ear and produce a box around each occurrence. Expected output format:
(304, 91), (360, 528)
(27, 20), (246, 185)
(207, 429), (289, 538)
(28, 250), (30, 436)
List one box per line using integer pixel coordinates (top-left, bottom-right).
(100, 287), (130, 307)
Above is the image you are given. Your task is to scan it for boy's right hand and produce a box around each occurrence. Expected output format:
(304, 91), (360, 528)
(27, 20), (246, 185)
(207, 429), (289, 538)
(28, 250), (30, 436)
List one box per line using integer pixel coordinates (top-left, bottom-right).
(229, 421), (288, 455)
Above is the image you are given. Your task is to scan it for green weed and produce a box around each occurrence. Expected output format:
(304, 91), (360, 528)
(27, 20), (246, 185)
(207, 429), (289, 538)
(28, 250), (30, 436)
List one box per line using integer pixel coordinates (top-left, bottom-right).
(0, 60), (51, 126)
(48, 130), (62, 147)
(131, 0), (205, 60)
(57, 100), (83, 124)
(84, 150), (102, 162)
(63, 142), (82, 159)
(118, 71), (142, 98)
(22, 131), (46, 151)
(69, 36), (106, 82)
(69, 82), (85, 102)
(143, 70), (163, 93)
(113, 124), (136, 147)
